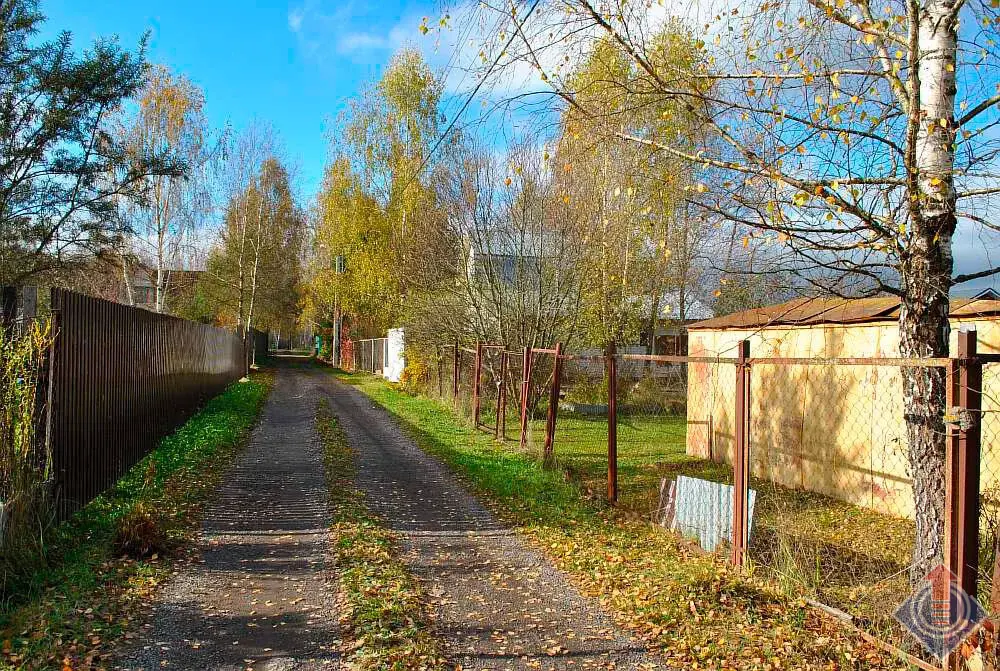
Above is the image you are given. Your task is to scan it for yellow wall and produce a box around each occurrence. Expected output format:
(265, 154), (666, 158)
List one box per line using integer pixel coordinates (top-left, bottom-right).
(686, 318), (1000, 518)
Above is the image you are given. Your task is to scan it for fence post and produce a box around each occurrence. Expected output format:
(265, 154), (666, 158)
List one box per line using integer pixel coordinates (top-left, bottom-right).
(496, 349), (508, 440)
(453, 341), (460, 401)
(543, 342), (564, 465)
(473, 342), (484, 426)
(1, 285), (15, 335)
(606, 341), (618, 504)
(519, 345), (533, 451)
(945, 329), (981, 603)
(731, 339), (751, 568)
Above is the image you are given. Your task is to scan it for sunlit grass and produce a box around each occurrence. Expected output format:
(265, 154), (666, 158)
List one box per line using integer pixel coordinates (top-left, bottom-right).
(317, 399), (445, 671)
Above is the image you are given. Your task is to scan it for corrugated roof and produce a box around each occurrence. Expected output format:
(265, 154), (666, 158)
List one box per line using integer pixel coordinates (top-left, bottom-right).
(689, 296), (1000, 330)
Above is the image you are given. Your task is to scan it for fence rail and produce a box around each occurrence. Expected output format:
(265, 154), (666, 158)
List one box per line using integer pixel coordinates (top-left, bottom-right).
(47, 288), (250, 519)
(416, 336), (999, 666)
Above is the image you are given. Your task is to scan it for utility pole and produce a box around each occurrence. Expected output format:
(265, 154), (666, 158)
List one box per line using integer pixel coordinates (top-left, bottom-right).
(332, 254), (346, 367)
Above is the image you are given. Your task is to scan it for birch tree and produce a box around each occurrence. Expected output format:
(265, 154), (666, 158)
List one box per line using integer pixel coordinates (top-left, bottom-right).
(465, 0), (1000, 578)
(208, 123), (275, 333)
(205, 153), (304, 334)
(119, 66), (213, 312)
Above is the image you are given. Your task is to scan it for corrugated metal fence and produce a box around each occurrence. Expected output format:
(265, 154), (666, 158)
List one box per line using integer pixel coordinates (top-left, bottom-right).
(47, 288), (252, 519)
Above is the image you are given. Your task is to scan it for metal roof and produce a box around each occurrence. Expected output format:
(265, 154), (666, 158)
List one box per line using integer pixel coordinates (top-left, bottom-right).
(688, 296), (1000, 330)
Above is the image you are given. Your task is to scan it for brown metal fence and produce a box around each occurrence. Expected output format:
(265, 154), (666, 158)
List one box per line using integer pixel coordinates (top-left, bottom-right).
(433, 335), (1000, 667)
(48, 288), (249, 519)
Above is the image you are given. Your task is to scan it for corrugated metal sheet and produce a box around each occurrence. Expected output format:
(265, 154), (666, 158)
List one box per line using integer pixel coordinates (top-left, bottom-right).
(672, 475), (757, 552)
(689, 297), (1000, 330)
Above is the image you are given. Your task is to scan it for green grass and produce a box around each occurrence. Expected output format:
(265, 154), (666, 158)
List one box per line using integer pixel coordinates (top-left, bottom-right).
(0, 373), (272, 671)
(333, 370), (906, 670)
(316, 399), (445, 671)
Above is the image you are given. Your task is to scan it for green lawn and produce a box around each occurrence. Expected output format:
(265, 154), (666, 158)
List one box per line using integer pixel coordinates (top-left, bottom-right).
(0, 373), (272, 671)
(334, 370), (904, 670)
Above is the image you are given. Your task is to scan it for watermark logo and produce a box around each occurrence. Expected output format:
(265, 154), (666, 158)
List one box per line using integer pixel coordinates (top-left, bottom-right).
(894, 565), (986, 660)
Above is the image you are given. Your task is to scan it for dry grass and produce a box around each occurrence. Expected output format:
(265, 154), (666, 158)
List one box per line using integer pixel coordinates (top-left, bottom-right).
(0, 320), (53, 575)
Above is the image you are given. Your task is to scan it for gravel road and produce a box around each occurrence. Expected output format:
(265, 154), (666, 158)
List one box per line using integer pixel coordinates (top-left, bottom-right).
(115, 365), (340, 671)
(318, 371), (666, 671)
(114, 361), (666, 671)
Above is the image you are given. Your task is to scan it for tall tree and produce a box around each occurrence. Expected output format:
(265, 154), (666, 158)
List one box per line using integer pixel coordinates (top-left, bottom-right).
(306, 157), (397, 334)
(342, 48), (446, 304)
(469, 0), (1000, 577)
(204, 122), (275, 332)
(206, 154), (304, 335)
(118, 65), (213, 312)
(0, 0), (181, 285)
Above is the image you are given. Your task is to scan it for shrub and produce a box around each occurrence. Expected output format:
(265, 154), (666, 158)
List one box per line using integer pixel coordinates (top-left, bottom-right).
(0, 320), (53, 564)
(112, 500), (172, 559)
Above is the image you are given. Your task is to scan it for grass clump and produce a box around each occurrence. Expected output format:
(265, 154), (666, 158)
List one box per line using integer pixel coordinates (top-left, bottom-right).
(0, 321), (54, 571)
(317, 399), (446, 671)
(0, 373), (272, 671)
(334, 370), (902, 670)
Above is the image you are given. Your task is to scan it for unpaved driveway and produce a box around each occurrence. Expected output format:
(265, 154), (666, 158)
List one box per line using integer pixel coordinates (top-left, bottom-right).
(318, 373), (665, 671)
(115, 365), (340, 671)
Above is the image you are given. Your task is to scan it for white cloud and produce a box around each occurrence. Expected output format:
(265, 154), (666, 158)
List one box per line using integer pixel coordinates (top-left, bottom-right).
(337, 32), (392, 53)
(288, 8), (304, 33)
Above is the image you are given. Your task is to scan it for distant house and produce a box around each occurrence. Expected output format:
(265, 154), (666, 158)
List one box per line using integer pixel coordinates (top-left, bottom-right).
(464, 233), (546, 288)
(635, 291), (714, 355)
(130, 267), (204, 313)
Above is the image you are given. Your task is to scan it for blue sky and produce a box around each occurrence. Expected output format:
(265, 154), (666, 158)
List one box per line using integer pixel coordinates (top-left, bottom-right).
(41, 0), (447, 199)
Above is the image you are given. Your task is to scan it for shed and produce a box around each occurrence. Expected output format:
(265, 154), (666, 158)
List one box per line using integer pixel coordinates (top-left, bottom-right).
(684, 296), (1000, 518)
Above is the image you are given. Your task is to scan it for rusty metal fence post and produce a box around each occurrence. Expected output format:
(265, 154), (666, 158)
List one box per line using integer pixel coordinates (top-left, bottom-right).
(473, 342), (484, 426)
(945, 329), (982, 602)
(519, 345), (533, 450)
(543, 342), (564, 465)
(496, 349), (508, 440)
(606, 341), (618, 504)
(732, 339), (751, 568)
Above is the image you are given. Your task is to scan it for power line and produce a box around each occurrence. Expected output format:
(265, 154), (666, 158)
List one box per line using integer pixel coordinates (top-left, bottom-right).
(402, 0), (543, 191)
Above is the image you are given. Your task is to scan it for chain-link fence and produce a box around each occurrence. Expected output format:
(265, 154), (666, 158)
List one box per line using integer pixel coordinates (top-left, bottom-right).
(745, 360), (936, 654)
(354, 338), (387, 374)
(978, 359), (1000, 667)
(424, 337), (1000, 663)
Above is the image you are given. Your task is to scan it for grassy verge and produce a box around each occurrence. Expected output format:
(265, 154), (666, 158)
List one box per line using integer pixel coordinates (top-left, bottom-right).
(467, 392), (915, 638)
(336, 371), (902, 670)
(316, 399), (446, 671)
(0, 373), (273, 671)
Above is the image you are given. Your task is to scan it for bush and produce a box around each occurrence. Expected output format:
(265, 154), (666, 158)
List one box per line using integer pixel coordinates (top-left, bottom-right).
(112, 501), (172, 559)
(112, 464), (173, 559)
(0, 320), (53, 564)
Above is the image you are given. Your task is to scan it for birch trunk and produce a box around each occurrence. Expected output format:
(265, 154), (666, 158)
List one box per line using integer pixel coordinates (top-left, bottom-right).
(900, 0), (958, 582)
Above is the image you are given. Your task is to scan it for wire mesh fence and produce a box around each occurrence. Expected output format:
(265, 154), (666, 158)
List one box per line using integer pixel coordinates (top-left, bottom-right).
(980, 360), (1000, 615)
(744, 360), (933, 653)
(414, 337), (1000, 663)
(354, 338), (387, 374)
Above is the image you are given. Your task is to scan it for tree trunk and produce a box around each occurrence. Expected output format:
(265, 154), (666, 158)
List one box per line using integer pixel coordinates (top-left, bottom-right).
(900, 0), (958, 583)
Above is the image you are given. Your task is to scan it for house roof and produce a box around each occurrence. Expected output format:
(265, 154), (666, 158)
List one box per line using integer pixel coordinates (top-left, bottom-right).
(688, 296), (1000, 330)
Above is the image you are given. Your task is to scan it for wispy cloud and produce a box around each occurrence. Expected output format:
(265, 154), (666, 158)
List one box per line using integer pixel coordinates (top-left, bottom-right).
(337, 31), (392, 53)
